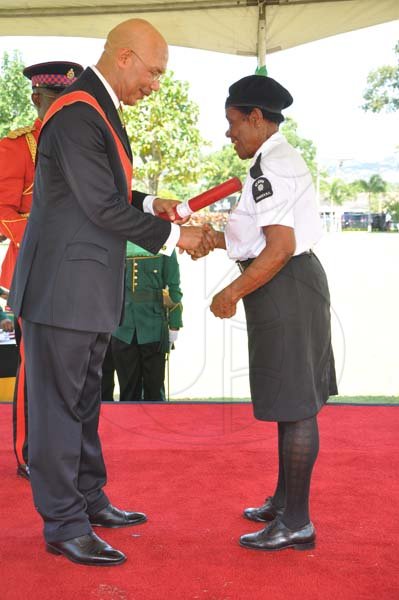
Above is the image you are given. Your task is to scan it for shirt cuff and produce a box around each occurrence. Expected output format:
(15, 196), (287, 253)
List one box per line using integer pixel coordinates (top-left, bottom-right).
(169, 329), (179, 343)
(143, 195), (157, 215)
(159, 223), (180, 256)
(143, 195), (179, 255)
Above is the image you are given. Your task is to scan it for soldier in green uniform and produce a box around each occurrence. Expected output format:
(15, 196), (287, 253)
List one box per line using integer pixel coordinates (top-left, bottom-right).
(0, 286), (9, 300)
(110, 242), (183, 401)
(0, 304), (14, 331)
(0, 287), (14, 331)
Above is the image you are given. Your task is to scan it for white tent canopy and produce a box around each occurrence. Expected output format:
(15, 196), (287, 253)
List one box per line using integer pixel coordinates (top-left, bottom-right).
(0, 1), (398, 63)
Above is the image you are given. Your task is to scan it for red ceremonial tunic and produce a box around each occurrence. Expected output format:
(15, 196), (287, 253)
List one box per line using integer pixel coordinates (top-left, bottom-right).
(0, 118), (41, 289)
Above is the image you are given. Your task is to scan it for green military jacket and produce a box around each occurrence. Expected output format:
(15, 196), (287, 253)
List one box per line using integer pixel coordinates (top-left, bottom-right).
(112, 244), (183, 351)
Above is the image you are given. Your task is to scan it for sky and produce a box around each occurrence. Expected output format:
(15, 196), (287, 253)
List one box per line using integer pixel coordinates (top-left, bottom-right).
(0, 19), (398, 170)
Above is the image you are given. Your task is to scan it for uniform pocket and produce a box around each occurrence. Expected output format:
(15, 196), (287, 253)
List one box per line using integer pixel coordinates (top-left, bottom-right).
(65, 242), (109, 267)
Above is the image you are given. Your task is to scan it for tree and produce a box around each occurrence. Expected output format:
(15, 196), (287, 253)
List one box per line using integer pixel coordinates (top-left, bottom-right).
(281, 117), (318, 180)
(0, 51), (35, 137)
(382, 185), (399, 223)
(124, 71), (205, 195)
(323, 178), (358, 206)
(201, 144), (249, 189)
(356, 174), (387, 213)
(356, 174), (387, 208)
(362, 41), (399, 113)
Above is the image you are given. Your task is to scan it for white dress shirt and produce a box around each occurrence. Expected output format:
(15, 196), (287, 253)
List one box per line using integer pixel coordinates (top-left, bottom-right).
(225, 131), (323, 261)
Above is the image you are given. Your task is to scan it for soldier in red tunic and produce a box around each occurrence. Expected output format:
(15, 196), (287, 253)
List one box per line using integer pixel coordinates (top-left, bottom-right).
(0, 61), (83, 479)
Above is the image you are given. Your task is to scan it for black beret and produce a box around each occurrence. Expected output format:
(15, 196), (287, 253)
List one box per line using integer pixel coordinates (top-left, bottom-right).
(23, 61), (84, 91)
(225, 75), (293, 121)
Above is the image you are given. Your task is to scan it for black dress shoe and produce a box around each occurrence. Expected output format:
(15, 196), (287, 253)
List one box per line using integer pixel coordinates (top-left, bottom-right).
(46, 532), (126, 566)
(16, 464), (30, 481)
(89, 504), (147, 528)
(243, 497), (284, 522)
(240, 518), (316, 551)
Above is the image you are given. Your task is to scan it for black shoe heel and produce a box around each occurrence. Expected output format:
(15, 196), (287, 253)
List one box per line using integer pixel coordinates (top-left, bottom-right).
(294, 541), (315, 551)
(46, 544), (62, 555)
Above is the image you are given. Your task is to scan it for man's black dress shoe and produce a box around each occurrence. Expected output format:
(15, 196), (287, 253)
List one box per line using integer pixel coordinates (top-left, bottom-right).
(89, 504), (147, 528)
(46, 532), (126, 566)
(16, 464), (30, 481)
(240, 518), (316, 551)
(243, 496), (284, 522)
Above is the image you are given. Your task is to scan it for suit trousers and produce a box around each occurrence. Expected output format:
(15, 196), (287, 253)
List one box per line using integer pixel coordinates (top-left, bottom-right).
(22, 320), (110, 542)
(111, 335), (166, 401)
(101, 340), (116, 401)
(12, 319), (29, 468)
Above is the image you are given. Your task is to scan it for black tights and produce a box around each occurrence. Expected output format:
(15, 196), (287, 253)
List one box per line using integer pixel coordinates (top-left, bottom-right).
(272, 416), (319, 529)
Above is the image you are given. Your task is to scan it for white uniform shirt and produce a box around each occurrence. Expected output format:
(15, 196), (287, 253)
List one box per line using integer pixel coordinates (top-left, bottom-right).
(225, 131), (323, 261)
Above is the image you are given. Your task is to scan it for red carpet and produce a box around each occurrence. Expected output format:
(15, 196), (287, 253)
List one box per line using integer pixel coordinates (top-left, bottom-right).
(0, 403), (398, 600)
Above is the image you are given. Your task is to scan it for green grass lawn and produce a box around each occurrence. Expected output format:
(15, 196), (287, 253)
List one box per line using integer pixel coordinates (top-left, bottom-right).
(328, 395), (399, 404)
(170, 396), (399, 405)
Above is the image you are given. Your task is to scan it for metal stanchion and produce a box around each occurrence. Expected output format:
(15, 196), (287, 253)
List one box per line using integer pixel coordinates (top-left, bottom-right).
(165, 349), (170, 402)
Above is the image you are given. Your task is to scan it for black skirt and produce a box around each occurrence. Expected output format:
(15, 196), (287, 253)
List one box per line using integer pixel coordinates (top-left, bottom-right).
(242, 252), (338, 422)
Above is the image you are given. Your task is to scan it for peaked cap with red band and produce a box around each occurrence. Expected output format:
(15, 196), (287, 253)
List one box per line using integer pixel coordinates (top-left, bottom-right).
(23, 61), (84, 91)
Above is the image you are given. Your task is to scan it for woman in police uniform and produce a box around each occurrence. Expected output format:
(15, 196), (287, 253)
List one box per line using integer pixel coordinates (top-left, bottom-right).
(205, 75), (337, 552)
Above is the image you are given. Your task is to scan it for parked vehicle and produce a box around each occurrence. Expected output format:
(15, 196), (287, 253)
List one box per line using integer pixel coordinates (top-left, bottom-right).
(341, 211), (369, 230)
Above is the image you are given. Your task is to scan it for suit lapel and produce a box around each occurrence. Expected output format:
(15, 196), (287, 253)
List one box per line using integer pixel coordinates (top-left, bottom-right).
(74, 68), (133, 161)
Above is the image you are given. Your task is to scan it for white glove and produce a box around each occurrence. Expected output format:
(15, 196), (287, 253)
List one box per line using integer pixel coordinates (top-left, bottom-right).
(169, 329), (179, 350)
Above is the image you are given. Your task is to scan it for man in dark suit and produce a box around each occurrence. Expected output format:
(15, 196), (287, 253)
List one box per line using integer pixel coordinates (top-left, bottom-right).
(9, 18), (211, 567)
(0, 60), (84, 481)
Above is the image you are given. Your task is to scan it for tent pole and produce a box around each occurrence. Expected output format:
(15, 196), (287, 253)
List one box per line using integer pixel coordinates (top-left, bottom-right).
(256, 1), (267, 75)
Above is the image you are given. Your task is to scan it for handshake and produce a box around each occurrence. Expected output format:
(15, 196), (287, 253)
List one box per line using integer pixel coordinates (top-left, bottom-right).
(153, 191), (232, 260)
(176, 223), (221, 260)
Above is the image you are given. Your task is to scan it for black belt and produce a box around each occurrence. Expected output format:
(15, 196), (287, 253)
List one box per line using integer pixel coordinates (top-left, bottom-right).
(236, 258), (254, 273)
(236, 250), (313, 273)
(131, 290), (163, 302)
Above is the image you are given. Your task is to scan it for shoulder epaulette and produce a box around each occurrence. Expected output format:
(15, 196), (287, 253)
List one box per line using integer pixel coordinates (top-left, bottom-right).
(7, 124), (36, 139)
(250, 153), (263, 179)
